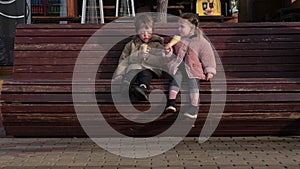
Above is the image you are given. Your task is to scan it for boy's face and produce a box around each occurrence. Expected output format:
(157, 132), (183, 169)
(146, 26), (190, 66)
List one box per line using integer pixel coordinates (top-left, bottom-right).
(138, 27), (153, 43)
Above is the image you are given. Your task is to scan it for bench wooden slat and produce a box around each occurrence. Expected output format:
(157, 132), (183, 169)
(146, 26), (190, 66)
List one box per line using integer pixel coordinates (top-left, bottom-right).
(15, 25), (300, 36)
(3, 112), (299, 125)
(15, 35), (300, 44)
(14, 42), (300, 51)
(2, 80), (300, 92)
(13, 64), (300, 73)
(12, 55), (300, 64)
(11, 72), (300, 80)
(2, 93), (300, 103)
(2, 103), (300, 113)
(3, 118), (300, 137)
(13, 22), (300, 29)
(13, 64), (300, 74)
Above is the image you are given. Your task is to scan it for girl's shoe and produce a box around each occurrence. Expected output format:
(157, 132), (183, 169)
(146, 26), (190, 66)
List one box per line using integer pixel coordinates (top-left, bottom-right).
(183, 105), (199, 119)
(165, 99), (176, 113)
(158, 99), (177, 120)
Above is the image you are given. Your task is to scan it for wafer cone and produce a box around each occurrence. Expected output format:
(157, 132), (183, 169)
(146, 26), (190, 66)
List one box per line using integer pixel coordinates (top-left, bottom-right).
(141, 44), (148, 53)
(169, 35), (181, 47)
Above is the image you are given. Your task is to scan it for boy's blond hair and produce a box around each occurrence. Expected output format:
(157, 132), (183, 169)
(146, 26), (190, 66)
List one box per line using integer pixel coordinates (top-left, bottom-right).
(134, 14), (154, 33)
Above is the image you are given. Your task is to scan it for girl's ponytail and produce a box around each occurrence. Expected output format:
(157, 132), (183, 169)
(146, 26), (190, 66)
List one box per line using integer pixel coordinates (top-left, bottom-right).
(181, 13), (203, 39)
(195, 27), (203, 39)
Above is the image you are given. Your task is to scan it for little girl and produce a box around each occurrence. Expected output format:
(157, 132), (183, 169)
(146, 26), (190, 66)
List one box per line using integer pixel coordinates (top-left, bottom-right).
(164, 13), (216, 119)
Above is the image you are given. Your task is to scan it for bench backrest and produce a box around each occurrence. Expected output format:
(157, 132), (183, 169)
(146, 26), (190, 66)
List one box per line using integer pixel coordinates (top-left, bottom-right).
(13, 22), (300, 80)
(1, 22), (300, 137)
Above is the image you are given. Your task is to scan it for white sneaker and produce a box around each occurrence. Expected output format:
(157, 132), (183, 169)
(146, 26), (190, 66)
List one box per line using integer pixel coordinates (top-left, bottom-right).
(183, 112), (198, 119)
(165, 105), (176, 113)
(183, 106), (199, 119)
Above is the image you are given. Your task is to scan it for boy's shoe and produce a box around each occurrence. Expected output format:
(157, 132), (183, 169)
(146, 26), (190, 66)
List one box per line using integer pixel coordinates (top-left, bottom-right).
(165, 99), (176, 113)
(183, 105), (199, 119)
(133, 84), (148, 101)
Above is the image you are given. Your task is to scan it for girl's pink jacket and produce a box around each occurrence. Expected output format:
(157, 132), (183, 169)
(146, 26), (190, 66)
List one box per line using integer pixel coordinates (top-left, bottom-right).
(166, 36), (217, 80)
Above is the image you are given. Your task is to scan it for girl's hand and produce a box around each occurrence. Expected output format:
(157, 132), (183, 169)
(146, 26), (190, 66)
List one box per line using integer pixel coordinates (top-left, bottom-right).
(206, 73), (214, 81)
(164, 43), (172, 52)
(164, 44), (173, 57)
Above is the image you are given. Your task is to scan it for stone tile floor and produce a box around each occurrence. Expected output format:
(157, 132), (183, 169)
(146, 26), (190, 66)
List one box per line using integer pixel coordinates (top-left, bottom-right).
(0, 136), (299, 169)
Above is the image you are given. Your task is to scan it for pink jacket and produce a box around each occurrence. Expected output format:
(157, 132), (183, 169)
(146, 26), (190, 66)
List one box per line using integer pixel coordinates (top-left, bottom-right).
(166, 35), (216, 80)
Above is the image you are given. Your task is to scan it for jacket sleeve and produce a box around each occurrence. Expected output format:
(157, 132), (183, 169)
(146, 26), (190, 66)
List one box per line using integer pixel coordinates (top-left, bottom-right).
(149, 36), (165, 57)
(145, 36), (166, 69)
(199, 39), (217, 75)
(113, 42), (132, 77)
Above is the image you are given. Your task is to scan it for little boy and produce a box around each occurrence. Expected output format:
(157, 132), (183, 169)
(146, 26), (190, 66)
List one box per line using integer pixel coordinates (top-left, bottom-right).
(113, 14), (165, 101)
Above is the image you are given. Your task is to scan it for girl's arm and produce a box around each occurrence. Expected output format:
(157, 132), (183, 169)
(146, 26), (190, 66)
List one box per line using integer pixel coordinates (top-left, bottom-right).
(199, 39), (217, 78)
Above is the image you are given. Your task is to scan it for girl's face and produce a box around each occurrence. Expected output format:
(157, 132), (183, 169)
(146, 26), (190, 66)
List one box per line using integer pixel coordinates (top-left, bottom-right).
(178, 19), (195, 38)
(138, 27), (153, 43)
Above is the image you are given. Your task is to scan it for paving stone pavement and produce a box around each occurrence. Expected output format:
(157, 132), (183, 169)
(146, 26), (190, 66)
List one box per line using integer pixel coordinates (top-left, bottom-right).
(0, 136), (299, 169)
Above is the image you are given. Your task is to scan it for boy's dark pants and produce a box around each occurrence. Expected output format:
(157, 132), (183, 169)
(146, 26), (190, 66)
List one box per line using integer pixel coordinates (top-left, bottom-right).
(123, 69), (154, 87)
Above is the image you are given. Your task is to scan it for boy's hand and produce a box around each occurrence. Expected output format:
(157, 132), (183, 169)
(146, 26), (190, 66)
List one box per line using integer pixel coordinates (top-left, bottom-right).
(142, 51), (150, 60)
(141, 44), (150, 60)
(206, 73), (214, 81)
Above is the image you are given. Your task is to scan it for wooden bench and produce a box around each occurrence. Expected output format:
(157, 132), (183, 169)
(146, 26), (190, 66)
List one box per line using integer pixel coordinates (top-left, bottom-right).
(0, 22), (300, 137)
(0, 66), (13, 79)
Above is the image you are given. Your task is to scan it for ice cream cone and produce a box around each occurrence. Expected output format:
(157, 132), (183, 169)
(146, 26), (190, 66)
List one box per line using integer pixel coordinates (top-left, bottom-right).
(141, 44), (148, 53)
(169, 35), (181, 47)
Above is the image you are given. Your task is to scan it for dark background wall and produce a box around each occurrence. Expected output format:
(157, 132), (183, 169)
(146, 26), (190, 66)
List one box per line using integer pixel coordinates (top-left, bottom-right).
(0, 1), (25, 65)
